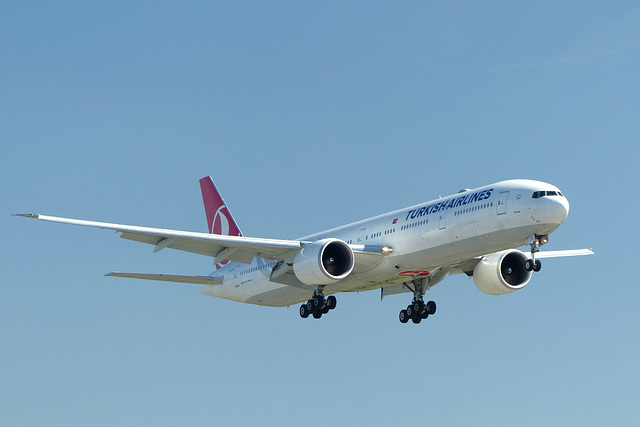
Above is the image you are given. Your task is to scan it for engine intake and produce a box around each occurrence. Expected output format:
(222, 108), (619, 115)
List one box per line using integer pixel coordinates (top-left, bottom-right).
(293, 238), (355, 286)
(473, 249), (532, 295)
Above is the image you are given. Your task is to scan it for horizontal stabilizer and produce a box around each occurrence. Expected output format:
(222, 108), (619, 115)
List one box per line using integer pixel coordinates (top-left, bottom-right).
(106, 272), (223, 285)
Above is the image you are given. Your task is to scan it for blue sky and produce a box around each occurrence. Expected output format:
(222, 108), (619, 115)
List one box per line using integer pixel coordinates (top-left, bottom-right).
(2, 1), (639, 425)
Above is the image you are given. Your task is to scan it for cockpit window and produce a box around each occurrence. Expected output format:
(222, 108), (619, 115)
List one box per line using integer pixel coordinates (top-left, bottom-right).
(532, 190), (564, 198)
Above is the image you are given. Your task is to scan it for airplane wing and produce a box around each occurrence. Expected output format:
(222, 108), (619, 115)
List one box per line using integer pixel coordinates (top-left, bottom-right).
(106, 272), (223, 285)
(448, 248), (594, 275)
(15, 213), (303, 264)
(14, 214), (386, 265)
(534, 249), (594, 258)
(385, 247), (595, 295)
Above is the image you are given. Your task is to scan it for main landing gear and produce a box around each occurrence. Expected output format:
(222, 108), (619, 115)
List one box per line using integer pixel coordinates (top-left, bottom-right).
(399, 299), (436, 324)
(299, 286), (337, 319)
(398, 278), (436, 324)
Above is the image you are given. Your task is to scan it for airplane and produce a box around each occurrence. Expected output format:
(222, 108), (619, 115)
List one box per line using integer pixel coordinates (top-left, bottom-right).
(15, 177), (593, 324)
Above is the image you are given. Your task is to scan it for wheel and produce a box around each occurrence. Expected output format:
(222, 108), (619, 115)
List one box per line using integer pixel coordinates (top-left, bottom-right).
(525, 259), (533, 271)
(321, 305), (330, 314)
(413, 300), (424, 313)
(312, 311), (322, 319)
(533, 260), (542, 272)
(306, 300), (313, 311)
(312, 295), (323, 308)
(406, 305), (414, 318)
(326, 295), (337, 310)
(421, 310), (429, 319)
(300, 304), (310, 318)
(399, 310), (409, 323)
(411, 314), (422, 324)
(426, 301), (436, 315)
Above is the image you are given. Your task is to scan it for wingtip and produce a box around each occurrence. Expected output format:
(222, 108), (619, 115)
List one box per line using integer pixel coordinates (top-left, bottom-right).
(13, 213), (39, 218)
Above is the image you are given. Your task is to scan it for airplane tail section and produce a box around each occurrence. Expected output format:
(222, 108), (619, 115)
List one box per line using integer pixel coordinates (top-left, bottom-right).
(199, 177), (243, 237)
(199, 177), (243, 270)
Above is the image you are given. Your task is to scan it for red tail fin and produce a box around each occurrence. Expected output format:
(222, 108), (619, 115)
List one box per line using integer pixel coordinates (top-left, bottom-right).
(199, 177), (243, 237)
(200, 177), (243, 270)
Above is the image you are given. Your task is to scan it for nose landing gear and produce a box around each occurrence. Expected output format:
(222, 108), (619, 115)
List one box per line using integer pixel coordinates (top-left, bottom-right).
(525, 234), (546, 272)
(525, 258), (542, 272)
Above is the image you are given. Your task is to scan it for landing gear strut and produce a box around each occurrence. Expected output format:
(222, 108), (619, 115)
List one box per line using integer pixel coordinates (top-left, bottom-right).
(398, 278), (436, 324)
(525, 235), (545, 272)
(299, 286), (337, 319)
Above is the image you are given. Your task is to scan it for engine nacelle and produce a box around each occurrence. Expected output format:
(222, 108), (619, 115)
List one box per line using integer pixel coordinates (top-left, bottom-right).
(293, 238), (355, 286)
(473, 249), (532, 295)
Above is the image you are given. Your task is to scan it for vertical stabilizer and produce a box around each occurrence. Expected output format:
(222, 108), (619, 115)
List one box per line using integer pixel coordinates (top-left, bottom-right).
(199, 177), (243, 270)
(199, 177), (243, 237)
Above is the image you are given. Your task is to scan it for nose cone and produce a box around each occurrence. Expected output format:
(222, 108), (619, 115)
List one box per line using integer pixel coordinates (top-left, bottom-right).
(549, 196), (569, 223)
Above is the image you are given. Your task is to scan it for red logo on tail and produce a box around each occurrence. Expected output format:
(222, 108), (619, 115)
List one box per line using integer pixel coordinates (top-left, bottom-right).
(200, 177), (243, 270)
(200, 177), (242, 237)
(213, 206), (234, 236)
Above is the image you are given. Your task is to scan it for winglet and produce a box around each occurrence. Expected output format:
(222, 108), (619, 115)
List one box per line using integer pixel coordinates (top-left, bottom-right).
(13, 213), (40, 218)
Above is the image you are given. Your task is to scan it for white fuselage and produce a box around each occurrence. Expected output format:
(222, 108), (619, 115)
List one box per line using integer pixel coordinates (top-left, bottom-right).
(203, 179), (570, 306)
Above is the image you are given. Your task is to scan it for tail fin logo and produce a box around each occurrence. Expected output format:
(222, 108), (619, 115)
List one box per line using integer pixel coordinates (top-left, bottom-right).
(200, 177), (243, 270)
(200, 176), (243, 237)
(211, 207), (239, 268)
(213, 205), (233, 236)
(216, 259), (232, 269)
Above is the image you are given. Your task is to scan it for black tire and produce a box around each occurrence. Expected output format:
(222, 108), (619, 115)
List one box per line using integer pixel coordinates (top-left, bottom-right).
(326, 295), (337, 310)
(322, 305), (330, 314)
(413, 300), (424, 313)
(300, 304), (310, 318)
(312, 295), (323, 308)
(426, 300), (436, 315)
(412, 314), (421, 324)
(406, 305), (414, 318)
(399, 310), (409, 323)
(312, 311), (322, 319)
(421, 310), (429, 319)
(533, 260), (542, 272)
(306, 300), (313, 311)
(525, 259), (533, 271)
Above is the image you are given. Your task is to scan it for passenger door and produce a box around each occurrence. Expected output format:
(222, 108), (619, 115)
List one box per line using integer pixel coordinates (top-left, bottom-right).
(497, 191), (508, 215)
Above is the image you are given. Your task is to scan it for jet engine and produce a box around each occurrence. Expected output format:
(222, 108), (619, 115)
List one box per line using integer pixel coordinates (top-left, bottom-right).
(293, 238), (355, 286)
(473, 249), (532, 295)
